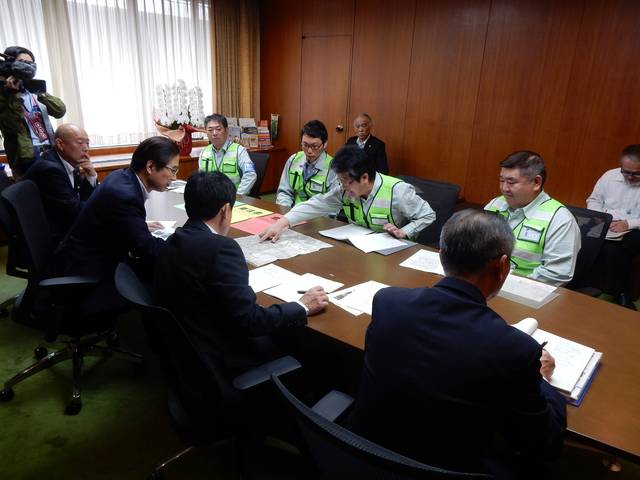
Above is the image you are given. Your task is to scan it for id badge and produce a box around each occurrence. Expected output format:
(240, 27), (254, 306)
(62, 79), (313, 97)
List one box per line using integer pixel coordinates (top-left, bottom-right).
(309, 179), (324, 193)
(370, 214), (389, 226)
(518, 225), (543, 243)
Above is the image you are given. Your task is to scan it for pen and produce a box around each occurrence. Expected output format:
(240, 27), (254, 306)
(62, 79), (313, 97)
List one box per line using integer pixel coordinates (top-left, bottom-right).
(540, 341), (548, 350)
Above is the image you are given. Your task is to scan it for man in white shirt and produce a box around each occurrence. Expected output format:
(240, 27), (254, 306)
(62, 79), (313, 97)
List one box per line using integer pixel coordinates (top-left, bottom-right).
(23, 123), (97, 244)
(485, 151), (581, 286)
(587, 144), (640, 309)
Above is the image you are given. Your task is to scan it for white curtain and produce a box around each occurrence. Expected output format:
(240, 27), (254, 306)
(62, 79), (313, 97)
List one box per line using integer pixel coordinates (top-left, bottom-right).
(1, 0), (212, 146)
(0, 0), (56, 106)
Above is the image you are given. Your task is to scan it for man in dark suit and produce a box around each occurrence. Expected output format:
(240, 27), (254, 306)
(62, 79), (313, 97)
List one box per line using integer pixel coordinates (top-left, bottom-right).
(349, 210), (566, 479)
(23, 123), (96, 244)
(345, 113), (388, 174)
(50, 136), (180, 310)
(154, 171), (328, 375)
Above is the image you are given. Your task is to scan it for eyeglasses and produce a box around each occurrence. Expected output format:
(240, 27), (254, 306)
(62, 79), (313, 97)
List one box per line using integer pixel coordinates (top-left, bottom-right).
(620, 168), (640, 178)
(163, 165), (179, 175)
(301, 142), (323, 152)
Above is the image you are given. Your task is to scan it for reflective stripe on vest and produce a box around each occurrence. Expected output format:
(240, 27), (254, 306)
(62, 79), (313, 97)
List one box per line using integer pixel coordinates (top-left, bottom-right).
(287, 151), (333, 204)
(341, 173), (401, 232)
(199, 142), (241, 186)
(486, 196), (565, 277)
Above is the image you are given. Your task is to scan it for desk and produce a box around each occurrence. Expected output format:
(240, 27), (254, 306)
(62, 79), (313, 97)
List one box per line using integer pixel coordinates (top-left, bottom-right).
(146, 191), (640, 462)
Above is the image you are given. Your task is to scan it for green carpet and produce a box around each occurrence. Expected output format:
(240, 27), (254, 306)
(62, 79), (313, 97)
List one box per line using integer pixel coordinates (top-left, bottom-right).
(0, 245), (638, 479)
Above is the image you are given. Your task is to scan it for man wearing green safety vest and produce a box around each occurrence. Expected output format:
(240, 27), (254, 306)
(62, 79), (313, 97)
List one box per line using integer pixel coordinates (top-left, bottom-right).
(260, 145), (435, 242)
(276, 120), (337, 207)
(198, 113), (256, 195)
(484, 150), (581, 286)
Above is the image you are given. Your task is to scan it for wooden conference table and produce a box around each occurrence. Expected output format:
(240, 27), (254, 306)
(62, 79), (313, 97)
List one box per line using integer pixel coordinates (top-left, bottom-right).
(146, 190), (640, 462)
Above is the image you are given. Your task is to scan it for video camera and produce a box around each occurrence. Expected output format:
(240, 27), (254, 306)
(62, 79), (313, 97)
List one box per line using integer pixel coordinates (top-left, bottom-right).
(0, 52), (47, 95)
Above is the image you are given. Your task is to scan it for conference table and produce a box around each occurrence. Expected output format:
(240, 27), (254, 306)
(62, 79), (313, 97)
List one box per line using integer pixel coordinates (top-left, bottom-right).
(146, 189), (640, 463)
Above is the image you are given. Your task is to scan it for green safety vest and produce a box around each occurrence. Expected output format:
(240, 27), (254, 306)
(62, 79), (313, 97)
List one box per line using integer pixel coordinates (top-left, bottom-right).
(486, 195), (565, 277)
(199, 142), (241, 187)
(342, 173), (401, 232)
(287, 151), (333, 204)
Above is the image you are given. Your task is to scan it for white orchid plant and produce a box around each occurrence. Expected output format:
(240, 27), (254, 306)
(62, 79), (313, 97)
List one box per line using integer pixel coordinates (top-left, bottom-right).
(154, 80), (205, 129)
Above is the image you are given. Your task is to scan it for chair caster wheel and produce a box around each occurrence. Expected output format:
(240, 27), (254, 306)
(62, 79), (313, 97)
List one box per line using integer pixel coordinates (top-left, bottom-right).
(34, 346), (48, 360)
(0, 388), (15, 402)
(65, 400), (82, 415)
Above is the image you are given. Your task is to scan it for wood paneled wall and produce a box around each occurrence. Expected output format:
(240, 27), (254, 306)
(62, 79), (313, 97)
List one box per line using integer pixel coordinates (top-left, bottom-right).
(260, 0), (640, 205)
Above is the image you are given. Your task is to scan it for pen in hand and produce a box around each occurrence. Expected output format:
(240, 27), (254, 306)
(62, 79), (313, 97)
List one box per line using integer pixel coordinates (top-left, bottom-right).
(540, 341), (548, 350)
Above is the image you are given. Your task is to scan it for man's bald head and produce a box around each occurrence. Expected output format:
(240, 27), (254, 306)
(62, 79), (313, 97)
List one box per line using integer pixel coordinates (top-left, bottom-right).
(54, 123), (91, 165)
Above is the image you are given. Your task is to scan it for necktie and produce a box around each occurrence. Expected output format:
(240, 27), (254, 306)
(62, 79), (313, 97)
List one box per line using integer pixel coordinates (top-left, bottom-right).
(303, 162), (316, 182)
(73, 167), (81, 196)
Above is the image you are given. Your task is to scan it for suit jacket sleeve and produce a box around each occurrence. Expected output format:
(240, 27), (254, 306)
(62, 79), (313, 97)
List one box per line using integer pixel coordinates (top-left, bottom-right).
(110, 190), (165, 261)
(213, 239), (307, 336)
(503, 349), (567, 463)
(31, 164), (83, 231)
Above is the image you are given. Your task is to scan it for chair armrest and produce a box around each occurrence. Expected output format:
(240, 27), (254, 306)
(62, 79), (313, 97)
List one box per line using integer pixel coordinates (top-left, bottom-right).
(232, 355), (301, 390)
(39, 275), (101, 288)
(311, 390), (354, 422)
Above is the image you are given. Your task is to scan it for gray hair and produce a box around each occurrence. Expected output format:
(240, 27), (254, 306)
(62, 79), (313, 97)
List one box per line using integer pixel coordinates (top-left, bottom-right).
(439, 209), (514, 276)
(499, 150), (546, 187)
(353, 113), (373, 126)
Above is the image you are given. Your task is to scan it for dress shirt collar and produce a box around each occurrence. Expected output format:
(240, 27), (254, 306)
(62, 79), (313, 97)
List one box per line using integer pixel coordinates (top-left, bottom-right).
(356, 135), (370, 148)
(58, 154), (75, 176)
(507, 190), (550, 218)
(361, 170), (383, 201)
(434, 276), (487, 305)
(134, 171), (150, 201)
(304, 151), (326, 167)
(203, 221), (218, 235)
(212, 138), (233, 154)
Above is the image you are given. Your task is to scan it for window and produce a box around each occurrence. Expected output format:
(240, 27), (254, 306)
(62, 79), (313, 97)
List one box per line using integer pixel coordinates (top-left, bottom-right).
(0, 0), (212, 147)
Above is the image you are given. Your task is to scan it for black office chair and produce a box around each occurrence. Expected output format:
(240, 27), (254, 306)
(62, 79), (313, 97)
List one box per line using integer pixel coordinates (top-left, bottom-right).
(248, 151), (270, 198)
(271, 374), (492, 479)
(0, 192), (27, 317)
(565, 205), (612, 295)
(0, 180), (141, 415)
(114, 262), (305, 479)
(398, 176), (461, 248)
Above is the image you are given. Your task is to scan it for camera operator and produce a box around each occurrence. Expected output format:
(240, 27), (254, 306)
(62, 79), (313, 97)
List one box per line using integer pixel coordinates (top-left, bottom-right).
(0, 46), (66, 178)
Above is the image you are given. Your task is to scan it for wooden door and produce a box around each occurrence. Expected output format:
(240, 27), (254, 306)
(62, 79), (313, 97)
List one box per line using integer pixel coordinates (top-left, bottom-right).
(299, 35), (353, 155)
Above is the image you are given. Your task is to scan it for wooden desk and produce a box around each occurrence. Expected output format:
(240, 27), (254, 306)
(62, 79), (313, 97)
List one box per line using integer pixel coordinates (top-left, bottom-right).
(146, 191), (640, 462)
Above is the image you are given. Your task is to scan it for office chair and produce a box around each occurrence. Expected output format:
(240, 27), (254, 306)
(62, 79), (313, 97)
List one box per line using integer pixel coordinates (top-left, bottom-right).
(271, 374), (493, 479)
(565, 206), (612, 295)
(0, 194), (26, 317)
(0, 180), (141, 415)
(114, 262), (305, 479)
(248, 152), (270, 198)
(398, 176), (461, 248)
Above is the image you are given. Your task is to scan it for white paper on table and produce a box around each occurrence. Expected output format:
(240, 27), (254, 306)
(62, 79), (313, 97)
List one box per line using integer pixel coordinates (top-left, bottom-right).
(498, 274), (558, 308)
(347, 233), (406, 254)
(248, 264), (300, 293)
(318, 224), (373, 241)
(329, 280), (389, 316)
(264, 273), (344, 302)
(399, 249), (445, 276)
